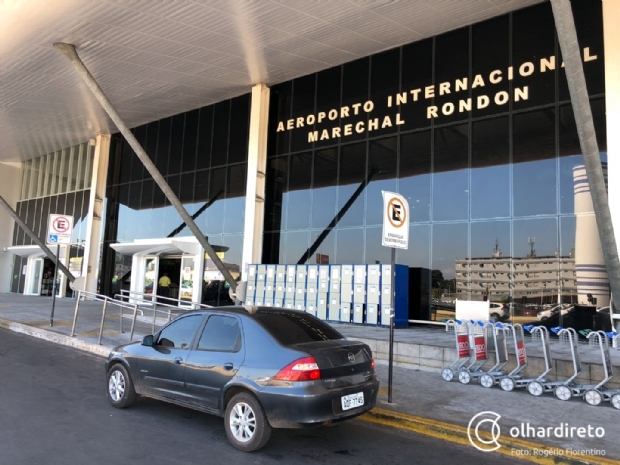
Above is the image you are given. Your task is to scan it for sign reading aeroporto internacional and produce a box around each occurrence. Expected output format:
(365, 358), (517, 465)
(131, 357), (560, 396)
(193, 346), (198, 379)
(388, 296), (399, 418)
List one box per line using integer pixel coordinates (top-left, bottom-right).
(46, 214), (74, 245)
(381, 192), (409, 250)
(276, 47), (598, 143)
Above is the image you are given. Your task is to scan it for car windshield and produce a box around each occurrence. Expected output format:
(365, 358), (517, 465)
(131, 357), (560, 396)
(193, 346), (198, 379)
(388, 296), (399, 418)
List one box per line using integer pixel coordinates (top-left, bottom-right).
(253, 310), (344, 346)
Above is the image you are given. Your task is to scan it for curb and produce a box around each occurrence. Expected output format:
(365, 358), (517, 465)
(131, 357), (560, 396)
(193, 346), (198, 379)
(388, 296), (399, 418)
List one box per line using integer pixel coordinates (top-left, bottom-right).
(2, 317), (617, 465)
(0, 317), (111, 358)
(361, 408), (619, 465)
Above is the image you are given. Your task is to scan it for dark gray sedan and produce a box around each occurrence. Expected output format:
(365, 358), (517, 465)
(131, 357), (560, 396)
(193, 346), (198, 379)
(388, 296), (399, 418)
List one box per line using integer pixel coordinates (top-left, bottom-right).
(105, 306), (379, 452)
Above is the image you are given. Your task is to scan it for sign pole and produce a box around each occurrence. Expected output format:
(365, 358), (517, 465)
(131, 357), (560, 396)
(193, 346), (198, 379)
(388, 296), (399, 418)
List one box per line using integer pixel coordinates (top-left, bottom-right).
(381, 190), (409, 405)
(388, 246), (395, 403)
(50, 243), (60, 327)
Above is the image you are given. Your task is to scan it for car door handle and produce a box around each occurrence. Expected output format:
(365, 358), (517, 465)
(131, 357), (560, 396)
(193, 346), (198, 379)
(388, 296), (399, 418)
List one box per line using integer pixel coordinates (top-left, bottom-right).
(223, 363), (234, 371)
(174, 357), (183, 365)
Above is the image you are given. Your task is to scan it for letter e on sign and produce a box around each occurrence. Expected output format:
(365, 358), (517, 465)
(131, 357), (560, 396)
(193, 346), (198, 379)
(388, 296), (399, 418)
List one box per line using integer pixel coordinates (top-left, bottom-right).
(47, 214), (74, 245)
(381, 191), (409, 249)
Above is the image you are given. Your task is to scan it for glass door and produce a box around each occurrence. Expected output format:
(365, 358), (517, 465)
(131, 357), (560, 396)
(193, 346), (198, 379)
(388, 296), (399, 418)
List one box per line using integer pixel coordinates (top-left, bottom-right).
(180, 256), (196, 306)
(28, 258), (43, 296)
(143, 257), (159, 302)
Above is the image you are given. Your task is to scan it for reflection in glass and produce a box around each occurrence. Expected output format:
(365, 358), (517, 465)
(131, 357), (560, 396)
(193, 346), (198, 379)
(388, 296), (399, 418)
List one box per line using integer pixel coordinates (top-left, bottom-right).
(335, 229), (364, 264)
(285, 153), (312, 230)
(400, 131), (431, 222)
(433, 223), (468, 320)
(284, 231), (309, 264)
(513, 109), (556, 217)
(398, 224), (430, 269)
(337, 143), (366, 228)
(471, 117), (509, 219)
(433, 125), (469, 221)
(470, 221), (511, 305)
(365, 227), (391, 264)
(311, 148), (337, 229)
(366, 138), (397, 226)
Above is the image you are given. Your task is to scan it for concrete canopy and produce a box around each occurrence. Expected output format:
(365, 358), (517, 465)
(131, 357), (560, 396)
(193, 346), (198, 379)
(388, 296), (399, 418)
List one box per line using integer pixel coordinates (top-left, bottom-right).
(1, 0), (542, 163)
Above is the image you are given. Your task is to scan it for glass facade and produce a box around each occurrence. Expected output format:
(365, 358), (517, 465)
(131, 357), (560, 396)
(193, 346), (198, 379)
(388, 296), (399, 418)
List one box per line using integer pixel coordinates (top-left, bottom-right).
(262, 0), (608, 321)
(100, 95), (251, 297)
(11, 141), (95, 294)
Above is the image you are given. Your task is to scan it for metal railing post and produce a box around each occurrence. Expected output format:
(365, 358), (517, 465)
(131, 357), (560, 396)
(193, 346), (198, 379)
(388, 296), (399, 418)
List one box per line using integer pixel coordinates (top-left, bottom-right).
(71, 290), (81, 337)
(98, 298), (108, 345)
(120, 303), (124, 333)
(130, 305), (138, 341)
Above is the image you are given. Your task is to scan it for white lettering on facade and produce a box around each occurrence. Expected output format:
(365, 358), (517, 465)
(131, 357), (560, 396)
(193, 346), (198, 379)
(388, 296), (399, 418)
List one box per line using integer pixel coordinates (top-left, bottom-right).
(459, 99), (472, 112)
(472, 74), (485, 88)
(515, 86), (529, 101)
(283, 47), (596, 141)
(477, 95), (490, 109)
(489, 70), (502, 84)
(519, 62), (534, 76)
(442, 102), (455, 115)
(584, 47), (597, 62)
(540, 56), (555, 72)
(455, 78), (468, 92)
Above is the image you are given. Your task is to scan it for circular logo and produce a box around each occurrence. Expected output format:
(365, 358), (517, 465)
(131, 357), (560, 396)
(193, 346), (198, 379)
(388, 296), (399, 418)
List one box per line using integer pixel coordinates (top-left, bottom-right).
(53, 217), (70, 233)
(467, 411), (502, 452)
(387, 198), (406, 228)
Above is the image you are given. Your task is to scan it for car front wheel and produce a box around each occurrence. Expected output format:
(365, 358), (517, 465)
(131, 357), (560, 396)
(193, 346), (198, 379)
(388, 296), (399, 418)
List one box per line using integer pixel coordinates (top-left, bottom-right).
(224, 392), (272, 452)
(107, 363), (136, 408)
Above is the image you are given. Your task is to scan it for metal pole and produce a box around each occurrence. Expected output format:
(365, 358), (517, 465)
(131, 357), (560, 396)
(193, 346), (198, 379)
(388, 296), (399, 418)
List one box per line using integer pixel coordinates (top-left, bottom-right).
(98, 298), (108, 345)
(550, 0), (620, 313)
(53, 43), (237, 292)
(0, 195), (75, 283)
(71, 290), (81, 337)
(388, 247), (395, 403)
(50, 243), (60, 326)
(130, 305), (138, 341)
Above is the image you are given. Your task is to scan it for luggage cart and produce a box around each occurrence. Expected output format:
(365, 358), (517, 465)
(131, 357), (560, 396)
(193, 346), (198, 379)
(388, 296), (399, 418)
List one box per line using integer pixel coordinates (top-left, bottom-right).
(497, 324), (528, 392)
(551, 327), (587, 402)
(608, 331), (619, 351)
(478, 322), (511, 388)
(580, 331), (620, 408)
(520, 325), (561, 397)
(457, 320), (492, 384)
(441, 319), (472, 382)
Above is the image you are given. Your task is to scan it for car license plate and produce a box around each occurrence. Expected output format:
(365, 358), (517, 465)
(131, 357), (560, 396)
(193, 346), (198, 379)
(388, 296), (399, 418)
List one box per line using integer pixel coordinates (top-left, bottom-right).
(341, 392), (364, 411)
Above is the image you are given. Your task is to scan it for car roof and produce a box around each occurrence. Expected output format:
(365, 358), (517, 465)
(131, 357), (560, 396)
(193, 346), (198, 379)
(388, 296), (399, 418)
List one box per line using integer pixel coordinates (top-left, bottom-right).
(177, 306), (307, 319)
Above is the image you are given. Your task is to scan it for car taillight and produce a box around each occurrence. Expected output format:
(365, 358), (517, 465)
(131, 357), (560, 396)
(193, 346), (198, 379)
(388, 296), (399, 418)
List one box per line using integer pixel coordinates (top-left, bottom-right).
(274, 356), (321, 381)
(371, 359), (375, 369)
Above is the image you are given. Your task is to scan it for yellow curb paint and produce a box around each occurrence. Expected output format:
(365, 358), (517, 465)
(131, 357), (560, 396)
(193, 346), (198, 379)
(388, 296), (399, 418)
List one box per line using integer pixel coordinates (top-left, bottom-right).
(361, 409), (618, 465)
(378, 387), (388, 395)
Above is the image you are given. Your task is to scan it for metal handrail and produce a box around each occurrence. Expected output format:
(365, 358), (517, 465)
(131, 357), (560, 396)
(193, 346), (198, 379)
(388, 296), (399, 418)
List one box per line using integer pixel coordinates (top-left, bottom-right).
(71, 289), (140, 344)
(117, 289), (213, 334)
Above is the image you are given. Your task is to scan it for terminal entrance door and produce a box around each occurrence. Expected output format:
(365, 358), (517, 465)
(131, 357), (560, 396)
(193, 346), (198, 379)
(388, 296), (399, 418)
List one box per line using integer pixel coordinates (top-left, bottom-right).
(25, 258), (43, 296)
(141, 256), (159, 302)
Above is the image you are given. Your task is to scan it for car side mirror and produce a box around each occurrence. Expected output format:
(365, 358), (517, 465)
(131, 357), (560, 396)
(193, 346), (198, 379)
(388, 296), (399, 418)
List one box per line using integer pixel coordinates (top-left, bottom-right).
(142, 335), (154, 347)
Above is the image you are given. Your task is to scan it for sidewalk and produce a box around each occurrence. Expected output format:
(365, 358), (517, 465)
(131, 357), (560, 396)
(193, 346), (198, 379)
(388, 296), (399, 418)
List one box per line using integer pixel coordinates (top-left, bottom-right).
(0, 293), (618, 464)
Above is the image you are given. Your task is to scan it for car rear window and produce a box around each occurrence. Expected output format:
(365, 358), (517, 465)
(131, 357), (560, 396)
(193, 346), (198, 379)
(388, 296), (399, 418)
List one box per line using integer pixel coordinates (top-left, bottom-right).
(253, 311), (343, 346)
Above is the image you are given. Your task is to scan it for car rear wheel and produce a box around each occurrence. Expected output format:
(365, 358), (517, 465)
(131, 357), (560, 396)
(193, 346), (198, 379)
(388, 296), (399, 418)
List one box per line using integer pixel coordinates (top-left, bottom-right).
(225, 392), (272, 452)
(107, 364), (136, 409)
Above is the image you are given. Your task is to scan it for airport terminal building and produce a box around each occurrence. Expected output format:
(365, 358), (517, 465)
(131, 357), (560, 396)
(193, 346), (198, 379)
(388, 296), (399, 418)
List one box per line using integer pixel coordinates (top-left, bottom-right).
(1, 0), (618, 322)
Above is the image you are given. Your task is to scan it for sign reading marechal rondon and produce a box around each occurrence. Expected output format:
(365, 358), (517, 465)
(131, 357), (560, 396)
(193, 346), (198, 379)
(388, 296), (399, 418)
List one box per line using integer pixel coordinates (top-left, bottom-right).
(381, 191), (409, 250)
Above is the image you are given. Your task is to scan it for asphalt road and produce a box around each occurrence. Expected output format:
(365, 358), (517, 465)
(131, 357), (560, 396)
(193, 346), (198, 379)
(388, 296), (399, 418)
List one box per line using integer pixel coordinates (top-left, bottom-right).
(0, 328), (520, 465)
